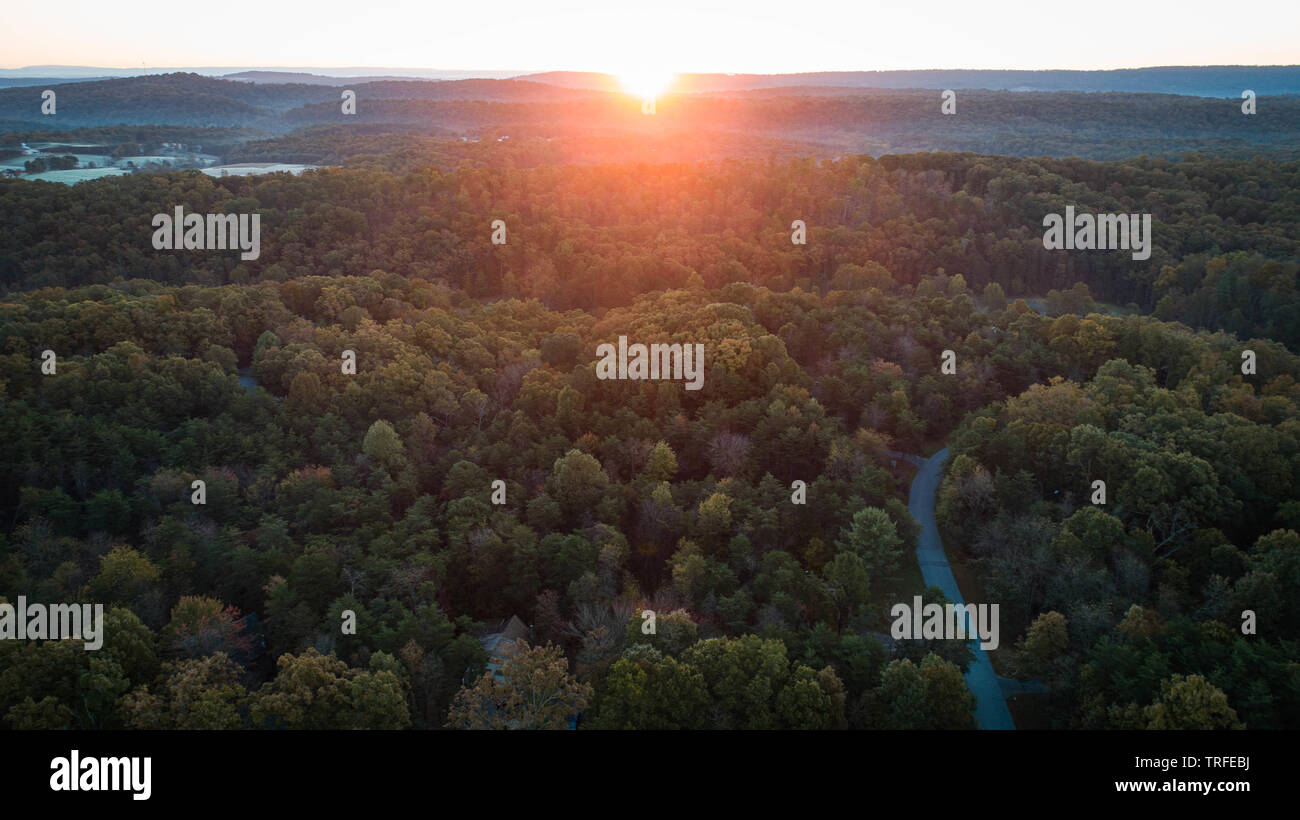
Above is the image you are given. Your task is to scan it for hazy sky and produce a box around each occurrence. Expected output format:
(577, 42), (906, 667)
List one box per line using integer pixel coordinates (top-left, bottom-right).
(6, 0), (1298, 73)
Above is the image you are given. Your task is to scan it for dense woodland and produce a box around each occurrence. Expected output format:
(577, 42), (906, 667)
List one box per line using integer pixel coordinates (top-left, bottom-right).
(4, 154), (1299, 346)
(2, 93), (1299, 729)
(940, 350), (1300, 729)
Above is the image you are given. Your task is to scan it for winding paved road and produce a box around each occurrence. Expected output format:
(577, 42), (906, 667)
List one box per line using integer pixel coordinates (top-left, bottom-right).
(900, 447), (1017, 730)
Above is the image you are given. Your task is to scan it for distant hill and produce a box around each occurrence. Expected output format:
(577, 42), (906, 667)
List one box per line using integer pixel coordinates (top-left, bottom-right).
(343, 79), (600, 102)
(4, 70), (1299, 161)
(221, 71), (531, 85)
(279, 89), (1300, 160)
(0, 73), (338, 127)
(521, 66), (1300, 97)
(0, 73), (594, 129)
(0, 77), (116, 89)
(223, 71), (412, 85)
(7, 65), (1300, 98)
(0, 66), (529, 81)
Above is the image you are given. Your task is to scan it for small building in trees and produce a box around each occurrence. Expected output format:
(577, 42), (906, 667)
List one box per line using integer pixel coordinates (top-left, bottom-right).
(477, 615), (531, 682)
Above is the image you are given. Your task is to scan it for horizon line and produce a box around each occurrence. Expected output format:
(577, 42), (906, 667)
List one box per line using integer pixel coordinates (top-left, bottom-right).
(5, 63), (1300, 76)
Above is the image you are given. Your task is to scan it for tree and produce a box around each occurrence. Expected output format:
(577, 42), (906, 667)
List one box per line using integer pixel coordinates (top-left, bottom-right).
(878, 658), (928, 730)
(920, 654), (977, 729)
(446, 640), (591, 730)
(625, 609), (699, 656)
(5, 696), (75, 729)
(644, 441), (679, 482)
(679, 635), (840, 729)
(983, 281), (1006, 310)
(708, 431), (751, 477)
(589, 649), (709, 729)
(821, 552), (870, 626)
(250, 648), (410, 729)
(1015, 610), (1069, 681)
(1058, 506), (1125, 557)
(547, 449), (611, 525)
(1144, 674), (1245, 730)
(123, 653), (247, 729)
(696, 492), (733, 543)
(161, 596), (255, 663)
(85, 489), (132, 534)
(85, 546), (161, 606)
(1248, 529), (1300, 633)
(0, 607), (154, 729)
(540, 332), (581, 367)
(362, 419), (406, 473)
(835, 507), (903, 589)
(1116, 604), (1165, 641)
(288, 371), (324, 408)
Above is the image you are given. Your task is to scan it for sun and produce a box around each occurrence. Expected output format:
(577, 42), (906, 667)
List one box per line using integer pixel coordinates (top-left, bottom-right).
(616, 68), (677, 101)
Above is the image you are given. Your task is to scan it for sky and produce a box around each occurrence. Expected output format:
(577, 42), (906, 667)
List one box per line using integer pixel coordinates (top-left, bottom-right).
(5, 0), (1298, 75)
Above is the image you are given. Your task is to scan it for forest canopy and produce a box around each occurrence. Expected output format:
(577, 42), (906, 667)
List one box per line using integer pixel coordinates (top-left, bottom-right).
(1, 130), (1297, 731)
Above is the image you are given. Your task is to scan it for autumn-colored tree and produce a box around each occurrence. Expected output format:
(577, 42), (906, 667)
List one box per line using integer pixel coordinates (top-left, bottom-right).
(162, 595), (255, 663)
(445, 640), (592, 730)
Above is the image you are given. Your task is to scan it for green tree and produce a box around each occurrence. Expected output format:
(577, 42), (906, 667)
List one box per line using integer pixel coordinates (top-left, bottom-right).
(85, 489), (132, 534)
(878, 658), (928, 730)
(250, 648), (410, 729)
(1015, 610), (1070, 682)
(835, 507), (903, 589)
(1144, 674), (1245, 730)
(625, 609), (699, 656)
(85, 546), (161, 606)
(680, 635), (840, 729)
(696, 492), (733, 543)
(920, 654), (977, 729)
(589, 648), (709, 729)
(644, 441), (679, 482)
(362, 419), (406, 473)
(547, 449), (611, 525)
(123, 652), (248, 729)
(821, 552), (870, 626)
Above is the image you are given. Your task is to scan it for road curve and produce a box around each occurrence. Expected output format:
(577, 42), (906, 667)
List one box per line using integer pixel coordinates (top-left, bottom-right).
(904, 447), (1017, 730)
